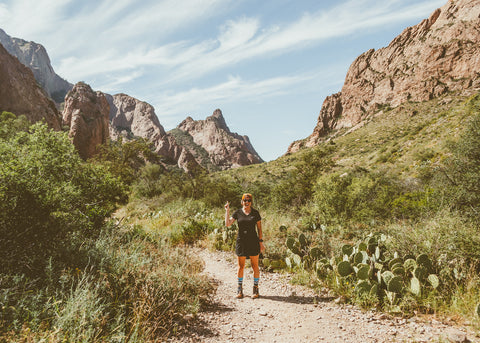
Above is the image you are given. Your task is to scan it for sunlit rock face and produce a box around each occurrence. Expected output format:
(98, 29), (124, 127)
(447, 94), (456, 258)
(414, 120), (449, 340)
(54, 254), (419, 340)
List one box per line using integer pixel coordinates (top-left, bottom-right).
(177, 109), (264, 170)
(0, 28), (73, 104)
(62, 82), (110, 160)
(288, 0), (480, 153)
(0, 43), (61, 129)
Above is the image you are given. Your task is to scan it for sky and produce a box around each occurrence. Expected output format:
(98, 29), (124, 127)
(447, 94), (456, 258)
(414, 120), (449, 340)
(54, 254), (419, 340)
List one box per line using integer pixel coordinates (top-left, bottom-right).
(0, 0), (446, 161)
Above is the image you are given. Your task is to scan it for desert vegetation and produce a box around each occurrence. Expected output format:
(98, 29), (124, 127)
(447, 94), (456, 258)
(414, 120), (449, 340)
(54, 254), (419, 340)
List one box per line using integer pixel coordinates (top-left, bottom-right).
(1, 92), (480, 341)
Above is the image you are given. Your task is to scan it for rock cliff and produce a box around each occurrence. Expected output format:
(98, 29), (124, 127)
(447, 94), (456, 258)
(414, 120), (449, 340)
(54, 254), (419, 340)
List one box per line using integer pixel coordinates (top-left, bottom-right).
(0, 43), (61, 129)
(288, 0), (480, 153)
(62, 82), (110, 160)
(107, 94), (262, 171)
(176, 109), (264, 170)
(106, 93), (200, 171)
(0, 29), (73, 104)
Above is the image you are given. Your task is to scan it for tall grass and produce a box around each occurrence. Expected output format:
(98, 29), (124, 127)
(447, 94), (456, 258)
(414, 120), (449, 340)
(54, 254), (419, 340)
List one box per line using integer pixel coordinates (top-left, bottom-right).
(0, 222), (212, 342)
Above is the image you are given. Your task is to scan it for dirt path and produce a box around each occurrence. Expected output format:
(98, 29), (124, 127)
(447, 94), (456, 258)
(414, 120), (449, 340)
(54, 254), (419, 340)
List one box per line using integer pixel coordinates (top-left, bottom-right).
(171, 249), (478, 343)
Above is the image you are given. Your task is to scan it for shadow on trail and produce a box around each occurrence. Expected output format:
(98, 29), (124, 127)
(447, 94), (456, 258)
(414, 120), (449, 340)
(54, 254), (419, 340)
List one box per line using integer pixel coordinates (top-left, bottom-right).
(171, 300), (235, 341)
(259, 294), (336, 304)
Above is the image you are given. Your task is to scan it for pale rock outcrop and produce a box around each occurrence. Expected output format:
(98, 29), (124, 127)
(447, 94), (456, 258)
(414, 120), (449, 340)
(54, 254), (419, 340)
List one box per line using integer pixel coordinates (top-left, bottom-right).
(0, 28), (73, 104)
(288, 0), (480, 153)
(0, 43), (61, 129)
(106, 93), (200, 172)
(177, 109), (264, 169)
(62, 82), (110, 160)
(107, 93), (166, 142)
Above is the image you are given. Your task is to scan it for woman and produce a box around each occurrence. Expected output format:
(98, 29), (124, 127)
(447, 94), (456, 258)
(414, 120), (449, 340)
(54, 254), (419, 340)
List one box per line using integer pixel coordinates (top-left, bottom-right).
(225, 193), (265, 299)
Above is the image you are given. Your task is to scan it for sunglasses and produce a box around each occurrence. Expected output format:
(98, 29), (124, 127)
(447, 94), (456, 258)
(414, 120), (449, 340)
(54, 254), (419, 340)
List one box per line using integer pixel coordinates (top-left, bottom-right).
(243, 199), (252, 202)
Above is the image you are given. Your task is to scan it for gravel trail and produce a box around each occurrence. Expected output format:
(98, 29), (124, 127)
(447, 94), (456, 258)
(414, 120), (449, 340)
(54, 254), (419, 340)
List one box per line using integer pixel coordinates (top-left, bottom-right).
(171, 249), (478, 343)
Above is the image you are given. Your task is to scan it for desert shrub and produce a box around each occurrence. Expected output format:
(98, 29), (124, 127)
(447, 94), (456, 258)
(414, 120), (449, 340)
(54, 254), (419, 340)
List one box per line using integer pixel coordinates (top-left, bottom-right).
(443, 96), (480, 217)
(270, 146), (334, 209)
(0, 116), (127, 276)
(94, 136), (160, 185)
(312, 168), (403, 224)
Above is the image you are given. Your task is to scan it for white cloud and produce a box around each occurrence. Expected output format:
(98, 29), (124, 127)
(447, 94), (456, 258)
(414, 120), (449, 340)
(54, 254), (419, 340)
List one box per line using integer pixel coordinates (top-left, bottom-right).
(151, 73), (315, 125)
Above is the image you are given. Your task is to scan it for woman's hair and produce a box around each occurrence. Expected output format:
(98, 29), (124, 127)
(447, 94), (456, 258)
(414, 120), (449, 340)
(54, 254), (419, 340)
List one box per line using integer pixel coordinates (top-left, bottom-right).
(242, 193), (253, 201)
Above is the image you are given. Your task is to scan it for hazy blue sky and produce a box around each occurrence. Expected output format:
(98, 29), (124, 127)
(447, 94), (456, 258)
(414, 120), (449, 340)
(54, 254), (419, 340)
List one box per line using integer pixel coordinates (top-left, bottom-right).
(0, 0), (445, 161)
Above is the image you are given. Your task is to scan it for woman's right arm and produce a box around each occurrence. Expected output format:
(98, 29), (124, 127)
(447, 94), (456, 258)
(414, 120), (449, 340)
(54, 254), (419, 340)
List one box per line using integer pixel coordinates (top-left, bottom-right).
(225, 201), (235, 227)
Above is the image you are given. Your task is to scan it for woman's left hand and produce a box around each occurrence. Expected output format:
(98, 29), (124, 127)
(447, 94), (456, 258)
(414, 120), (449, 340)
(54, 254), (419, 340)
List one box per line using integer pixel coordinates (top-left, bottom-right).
(260, 242), (265, 253)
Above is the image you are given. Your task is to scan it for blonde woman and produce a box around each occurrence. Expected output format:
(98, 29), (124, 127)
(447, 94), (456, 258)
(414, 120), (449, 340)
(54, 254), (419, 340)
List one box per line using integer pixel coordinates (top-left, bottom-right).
(225, 193), (264, 298)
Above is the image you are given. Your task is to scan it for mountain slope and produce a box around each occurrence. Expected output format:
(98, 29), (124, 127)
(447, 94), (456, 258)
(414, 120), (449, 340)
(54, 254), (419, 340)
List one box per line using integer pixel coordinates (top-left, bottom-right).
(0, 28), (73, 104)
(288, 0), (480, 153)
(0, 43), (61, 129)
(176, 109), (264, 170)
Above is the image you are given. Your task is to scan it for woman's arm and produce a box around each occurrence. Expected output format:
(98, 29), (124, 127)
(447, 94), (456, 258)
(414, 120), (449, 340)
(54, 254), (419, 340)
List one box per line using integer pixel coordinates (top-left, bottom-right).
(257, 220), (265, 252)
(225, 202), (235, 227)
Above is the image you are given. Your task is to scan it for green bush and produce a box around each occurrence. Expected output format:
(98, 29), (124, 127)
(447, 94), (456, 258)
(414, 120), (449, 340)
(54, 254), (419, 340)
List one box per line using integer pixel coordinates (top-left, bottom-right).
(444, 96), (480, 217)
(0, 116), (127, 276)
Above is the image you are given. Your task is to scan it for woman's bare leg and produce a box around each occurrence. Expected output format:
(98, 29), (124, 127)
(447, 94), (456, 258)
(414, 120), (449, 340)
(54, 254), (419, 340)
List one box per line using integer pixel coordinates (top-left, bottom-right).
(237, 256), (246, 278)
(250, 255), (259, 278)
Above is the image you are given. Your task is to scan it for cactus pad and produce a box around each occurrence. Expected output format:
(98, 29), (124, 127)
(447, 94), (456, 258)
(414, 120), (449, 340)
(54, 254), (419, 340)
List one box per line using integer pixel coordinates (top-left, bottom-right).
(427, 274), (439, 289)
(410, 277), (421, 296)
(416, 253), (432, 272)
(355, 280), (372, 295)
(403, 259), (417, 273)
(358, 265), (370, 280)
(286, 237), (296, 250)
(310, 247), (323, 260)
(382, 271), (395, 286)
(337, 261), (353, 277)
(387, 276), (403, 293)
(298, 233), (308, 247)
(414, 266), (428, 281)
(342, 244), (354, 256)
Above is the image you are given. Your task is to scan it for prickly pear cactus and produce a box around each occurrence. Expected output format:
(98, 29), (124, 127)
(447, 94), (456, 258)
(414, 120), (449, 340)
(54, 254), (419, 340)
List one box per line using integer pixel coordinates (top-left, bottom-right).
(404, 259), (417, 273)
(387, 276), (403, 294)
(310, 247), (323, 260)
(342, 244), (353, 256)
(414, 266), (428, 282)
(382, 271), (395, 286)
(337, 260), (353, 277)
(355, 280), (372, 296)
(298, 233), (308, 248)
(356, 264), (370, 280)
(410, 277), (421, 296)
(427, 274), (439, 289)
(416, 254), (432, 272)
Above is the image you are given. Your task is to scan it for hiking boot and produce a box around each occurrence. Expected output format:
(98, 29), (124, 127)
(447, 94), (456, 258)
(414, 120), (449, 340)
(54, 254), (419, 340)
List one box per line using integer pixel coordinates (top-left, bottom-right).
(252, 285), (259, 298)
(236, 287), (244, 299)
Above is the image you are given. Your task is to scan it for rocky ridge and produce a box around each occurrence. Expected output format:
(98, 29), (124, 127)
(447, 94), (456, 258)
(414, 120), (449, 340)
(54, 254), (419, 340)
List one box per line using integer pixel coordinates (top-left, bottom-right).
(0, 43), (61, 129)
(106, 93), (201, 171)
(0, 28), (73, 104)
(62, 82), (110, 160)
(176, 109), (264, 170)
(288, 0), (480, 153)
(107, 94), (262, 171)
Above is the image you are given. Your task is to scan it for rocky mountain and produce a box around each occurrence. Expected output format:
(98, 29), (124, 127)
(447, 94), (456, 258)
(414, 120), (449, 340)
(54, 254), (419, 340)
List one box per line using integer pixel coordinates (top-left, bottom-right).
(0, 43), (61, 129)
(106, 93), (202, 171)
(107, 92), (263, 171)
(288, 0), (480, 153)
(175, 109), (264, 170)
(0, 28), (73, 104)
(62, 82), (110, 160)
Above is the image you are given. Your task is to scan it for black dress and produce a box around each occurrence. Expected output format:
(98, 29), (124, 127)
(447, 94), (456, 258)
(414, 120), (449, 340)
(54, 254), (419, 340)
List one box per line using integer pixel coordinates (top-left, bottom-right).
(232, 208), (261, 257)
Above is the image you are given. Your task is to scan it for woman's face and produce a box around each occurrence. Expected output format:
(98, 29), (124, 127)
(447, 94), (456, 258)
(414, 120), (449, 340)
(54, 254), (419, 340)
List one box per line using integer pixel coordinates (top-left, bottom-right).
(242, 197), (252, 207)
